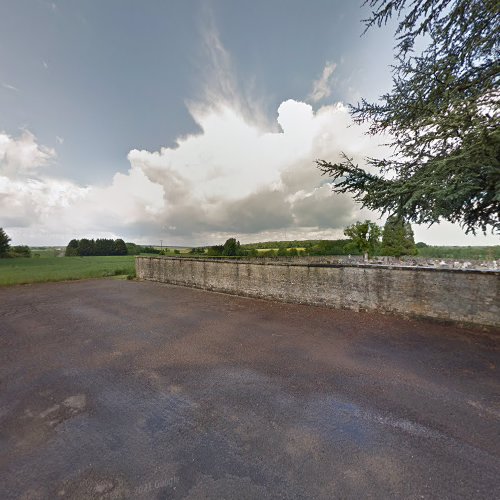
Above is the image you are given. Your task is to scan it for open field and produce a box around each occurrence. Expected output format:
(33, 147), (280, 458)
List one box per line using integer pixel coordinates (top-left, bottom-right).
(0, 255), (135, 286)
(242, 240), (500, 259)
(415, 245), (500, 260)
(30, 247), (66, 258)
(3, 243), (497, 287)
(0, 279), (499, 498)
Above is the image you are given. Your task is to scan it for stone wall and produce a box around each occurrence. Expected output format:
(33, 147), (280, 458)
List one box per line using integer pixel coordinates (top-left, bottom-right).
(136, 256), (500, 328)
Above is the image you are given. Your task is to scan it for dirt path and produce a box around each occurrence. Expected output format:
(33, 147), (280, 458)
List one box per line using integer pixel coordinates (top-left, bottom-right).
(0, 279), (499, 499)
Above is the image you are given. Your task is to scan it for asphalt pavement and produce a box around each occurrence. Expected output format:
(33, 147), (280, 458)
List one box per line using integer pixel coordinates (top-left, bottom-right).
(0, 279), (499, 499)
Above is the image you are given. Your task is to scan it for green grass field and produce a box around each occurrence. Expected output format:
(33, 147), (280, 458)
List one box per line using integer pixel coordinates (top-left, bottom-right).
(0, 255), (136, 286)
(30, 248), (65, 258)
(415, 246), (500, 260)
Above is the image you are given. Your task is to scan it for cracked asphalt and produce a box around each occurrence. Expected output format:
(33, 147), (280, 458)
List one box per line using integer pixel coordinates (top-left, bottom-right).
(0, 278), (499, 499)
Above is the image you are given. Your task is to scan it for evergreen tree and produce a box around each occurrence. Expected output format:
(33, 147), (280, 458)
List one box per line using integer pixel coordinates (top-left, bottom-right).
(66, 237), (129, 256)
(0, 228), (11, 257)
(381, 216), (417, 257)
(106, 239), (116, 254)
(317, 0), (499, 234)
(94, 238), (107, 256)
(78, 238), (95, 256)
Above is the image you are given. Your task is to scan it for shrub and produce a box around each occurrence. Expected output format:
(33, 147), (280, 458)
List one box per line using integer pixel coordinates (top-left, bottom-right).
(262, 249), (276, 257)
(207, 245), (224, 256)
(9, 245), (31, 258)
(190, 247), (206, 254)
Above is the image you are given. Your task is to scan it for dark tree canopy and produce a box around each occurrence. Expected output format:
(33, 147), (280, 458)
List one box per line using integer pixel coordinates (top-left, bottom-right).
(207, 244), (224, 256)
(344, 220), (382, 258)
(222, 238), (241, 256)
(277, 246), (289, 257)
(95, 238), (115, 256)
(114, 239), (127, 256)
(206, 238), (248, 257)
(317, 0), (500, 235)
(66, 238), (129, 256)
(10, 245), (31, 258)
(381, 216), (417, 257)
(0, 228), (11, 257)
(77, 238), (95, 256)
(65, 239), (79, 257)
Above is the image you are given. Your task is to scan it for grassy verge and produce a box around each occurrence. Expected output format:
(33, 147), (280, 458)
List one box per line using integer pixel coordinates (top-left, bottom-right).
(0, 255), (136, 286)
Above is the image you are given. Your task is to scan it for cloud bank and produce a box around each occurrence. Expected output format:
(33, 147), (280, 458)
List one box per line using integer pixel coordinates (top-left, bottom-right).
(1, 105), (496, 246)
(1, 97), (386, 245)
(0, 130), (55, 178)
(1, 17), (389, 246)
(127, 98), (383, 242)
(1, 17), (496, 247)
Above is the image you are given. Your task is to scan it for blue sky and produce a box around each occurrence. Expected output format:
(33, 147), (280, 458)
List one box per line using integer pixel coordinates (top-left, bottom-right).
(0, 0), (497, 246)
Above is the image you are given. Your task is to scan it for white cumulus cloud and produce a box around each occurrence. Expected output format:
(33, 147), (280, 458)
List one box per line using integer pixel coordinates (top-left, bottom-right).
(1, 98), (387, 246)
(0, 130), (56, 178)
(127, 98), (386, 242)
(1, 102), (496, 246)
(0, 130), (163, 244)
(0, 23), (391, 247)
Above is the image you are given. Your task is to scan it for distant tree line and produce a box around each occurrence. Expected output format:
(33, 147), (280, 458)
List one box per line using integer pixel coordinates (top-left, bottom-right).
(185, 238), (258, 257)
(239, 218), (418, 259)
(240, 239), (355, 256)
(206, 238), (250, 257)
(66, 241), (172, 257)
(238, 239), (355, 257)
(191, 238), (358, 257)
(124, 243), (175, 255)
(187, 219), (417, 260)
(0, 228), (31, 258)
(65, 238), (128, 256)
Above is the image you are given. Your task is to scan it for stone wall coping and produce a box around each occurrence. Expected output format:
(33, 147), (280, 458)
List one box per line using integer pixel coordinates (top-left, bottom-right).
(135, 255), (500, 276)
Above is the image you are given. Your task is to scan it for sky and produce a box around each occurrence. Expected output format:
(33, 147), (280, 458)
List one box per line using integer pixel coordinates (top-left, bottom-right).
(0, 0), (498, 247)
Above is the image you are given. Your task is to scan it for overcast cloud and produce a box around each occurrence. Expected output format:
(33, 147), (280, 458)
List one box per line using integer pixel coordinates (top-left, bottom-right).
(0, 1), (497, 246)
(2, 16), (387, 246)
